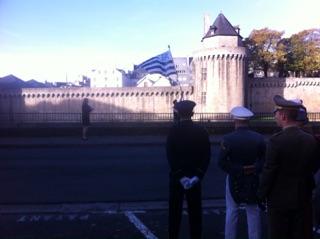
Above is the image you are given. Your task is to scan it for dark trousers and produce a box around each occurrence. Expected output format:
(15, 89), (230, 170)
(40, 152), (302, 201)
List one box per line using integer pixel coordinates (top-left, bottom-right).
(313, 186), (320, 228)
(268, 203), (313, 239)
(168, 179), (202, 239)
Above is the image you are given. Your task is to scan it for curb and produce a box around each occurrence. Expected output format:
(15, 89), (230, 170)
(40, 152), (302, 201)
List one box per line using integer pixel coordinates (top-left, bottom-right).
(0, 140), (221, 148)
(0, 199), (225, 214)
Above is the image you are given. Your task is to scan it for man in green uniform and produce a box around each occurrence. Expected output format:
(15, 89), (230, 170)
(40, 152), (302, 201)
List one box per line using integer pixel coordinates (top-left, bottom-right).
(258, 95), (319, 239)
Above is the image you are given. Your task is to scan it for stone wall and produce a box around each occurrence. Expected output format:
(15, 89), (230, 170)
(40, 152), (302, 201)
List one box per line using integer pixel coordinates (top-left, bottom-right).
(248, 77), (320, 112)
(0, 86), (194, 114)
(1, 77), (319, 116)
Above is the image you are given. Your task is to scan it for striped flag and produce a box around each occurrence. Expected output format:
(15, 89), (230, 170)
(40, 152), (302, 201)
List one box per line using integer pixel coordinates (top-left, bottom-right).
(136, 50), (177, 78)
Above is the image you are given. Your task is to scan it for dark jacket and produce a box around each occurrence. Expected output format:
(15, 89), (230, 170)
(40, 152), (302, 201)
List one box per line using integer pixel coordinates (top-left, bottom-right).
(82, 103), (93, 126)
(166, 119), (211, 180)
(218, 127), (266, 204)
(258, 126), (319, 209)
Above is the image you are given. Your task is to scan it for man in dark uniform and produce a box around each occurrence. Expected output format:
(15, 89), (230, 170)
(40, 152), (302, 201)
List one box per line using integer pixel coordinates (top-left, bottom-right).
(172, 99), (180, 124)
(218, 106), (266, 239)
(166, 100), (211, 239)
(257, 95), (319, 239)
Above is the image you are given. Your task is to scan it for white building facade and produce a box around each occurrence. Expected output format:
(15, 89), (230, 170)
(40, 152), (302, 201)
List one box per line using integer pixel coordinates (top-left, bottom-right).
(89, 68), (124, 88)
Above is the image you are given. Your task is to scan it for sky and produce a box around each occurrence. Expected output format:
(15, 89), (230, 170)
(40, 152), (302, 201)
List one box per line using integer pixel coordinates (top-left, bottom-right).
(0, 0), (319, 82)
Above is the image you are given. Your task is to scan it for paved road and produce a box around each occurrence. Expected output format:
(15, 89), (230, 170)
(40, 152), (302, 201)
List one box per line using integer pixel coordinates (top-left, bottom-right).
(1, 135), (320, 238)
(0, 207), (264, 239)
(1, 206), (320, 239)
(0, 144), (224, 203)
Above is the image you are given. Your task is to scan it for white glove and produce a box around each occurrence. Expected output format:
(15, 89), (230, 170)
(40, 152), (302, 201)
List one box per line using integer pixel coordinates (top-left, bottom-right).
(180, 177), (191, 190)
(189, 176), (200, 187)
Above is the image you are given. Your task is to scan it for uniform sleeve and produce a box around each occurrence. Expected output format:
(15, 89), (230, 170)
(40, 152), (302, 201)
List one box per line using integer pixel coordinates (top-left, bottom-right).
(255, 137), (267, 174)
(195, 130), (211, 179)
(217, 138), (242, 175)
(313, 136), (320, 173)
(257, 137), (279, 200)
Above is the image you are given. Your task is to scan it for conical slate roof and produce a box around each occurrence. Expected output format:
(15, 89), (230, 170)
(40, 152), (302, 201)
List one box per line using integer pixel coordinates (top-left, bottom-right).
(0, 74), (46, 89)
(0, 74), (26, 89)
(202, 13), (240, 41)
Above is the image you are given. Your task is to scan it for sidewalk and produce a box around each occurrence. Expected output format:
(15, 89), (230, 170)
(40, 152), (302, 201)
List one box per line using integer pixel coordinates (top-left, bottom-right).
(0, 135), (223, 147)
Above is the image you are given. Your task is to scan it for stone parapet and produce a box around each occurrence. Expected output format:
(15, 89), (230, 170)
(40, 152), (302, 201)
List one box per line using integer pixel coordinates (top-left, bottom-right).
(248, 77), (320, 112)
(0, 86), (194, 114)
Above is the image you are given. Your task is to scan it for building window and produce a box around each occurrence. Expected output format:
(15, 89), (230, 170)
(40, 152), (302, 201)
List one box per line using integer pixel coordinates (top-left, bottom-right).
(201, 67), (207, 81)
(201, 92), (206, 105)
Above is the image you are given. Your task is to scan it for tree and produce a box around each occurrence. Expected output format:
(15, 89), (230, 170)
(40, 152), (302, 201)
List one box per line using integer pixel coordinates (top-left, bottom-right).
(245, 28), (284, 77)
(287, 29), (320, 77)
(274, 38), (290, 77)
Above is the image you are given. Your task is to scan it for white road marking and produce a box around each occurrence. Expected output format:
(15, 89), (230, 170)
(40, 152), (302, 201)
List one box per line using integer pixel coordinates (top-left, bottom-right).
(16, 214), (89, 223)
(104, 210), (117, 214)
(203, 210), (209, 215)
(17, 216), (26, 222)
(79, 215), (89, 221)
(30, 215), (41, 222)
(43, 215), (53, 221)
(124, 211), (158, 239)
(67, 215), (77, 221)
(212, 209), (221, 215)
(129, 210), (146, 214)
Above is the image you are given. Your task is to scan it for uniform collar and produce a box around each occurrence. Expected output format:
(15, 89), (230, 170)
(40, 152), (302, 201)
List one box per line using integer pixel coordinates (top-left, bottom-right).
(283, 125), (299, 130)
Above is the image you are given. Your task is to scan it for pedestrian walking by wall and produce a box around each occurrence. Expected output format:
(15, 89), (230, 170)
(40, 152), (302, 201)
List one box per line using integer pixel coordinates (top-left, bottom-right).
(218, 106), (266, 239)
(172, 99), (180, 125)
(81, 98), (93, 140)
(258, 95), (319, 239)
(166, 100), (211, 239)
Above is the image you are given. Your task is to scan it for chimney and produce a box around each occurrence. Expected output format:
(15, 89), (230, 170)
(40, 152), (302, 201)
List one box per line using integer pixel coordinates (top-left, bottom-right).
(234, 25), (240, 35)
(204, 14), (211, 36)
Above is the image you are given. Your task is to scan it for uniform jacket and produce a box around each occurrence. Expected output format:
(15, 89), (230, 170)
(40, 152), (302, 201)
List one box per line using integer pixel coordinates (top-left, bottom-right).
(257, 126), (319, 209)
(166, 119), (211, 180)
(218, 127), (266, 204)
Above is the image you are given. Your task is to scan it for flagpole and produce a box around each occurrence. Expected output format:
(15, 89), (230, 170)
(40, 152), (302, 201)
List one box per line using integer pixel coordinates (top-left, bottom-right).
(168, 45), (183, 101)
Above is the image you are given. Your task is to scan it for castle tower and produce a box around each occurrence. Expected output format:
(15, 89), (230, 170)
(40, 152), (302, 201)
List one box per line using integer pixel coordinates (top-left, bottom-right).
(192, 13), (246, 113)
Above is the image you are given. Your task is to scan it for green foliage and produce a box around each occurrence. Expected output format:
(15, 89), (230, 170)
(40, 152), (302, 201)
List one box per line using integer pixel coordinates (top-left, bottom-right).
(245, 28), (320, 77)
(245, 28), (284, 77)
(287, 29), (320, 76)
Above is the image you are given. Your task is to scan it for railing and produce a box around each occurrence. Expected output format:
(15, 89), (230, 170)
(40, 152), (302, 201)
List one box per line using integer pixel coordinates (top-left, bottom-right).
(0, 112), (320, 124)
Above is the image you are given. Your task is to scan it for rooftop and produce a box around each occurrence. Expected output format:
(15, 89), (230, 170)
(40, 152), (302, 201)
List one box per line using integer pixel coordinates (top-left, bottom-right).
(202, 13), (241, 41)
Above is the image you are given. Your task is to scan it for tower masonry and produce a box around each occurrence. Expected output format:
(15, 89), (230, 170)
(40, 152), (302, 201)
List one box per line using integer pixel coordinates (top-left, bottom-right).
(192, 13), (247, 113)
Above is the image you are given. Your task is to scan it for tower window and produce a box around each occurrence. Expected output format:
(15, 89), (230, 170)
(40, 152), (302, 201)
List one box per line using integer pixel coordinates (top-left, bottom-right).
(201, 92), (206, 105)
(201, 67), (207, 81)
